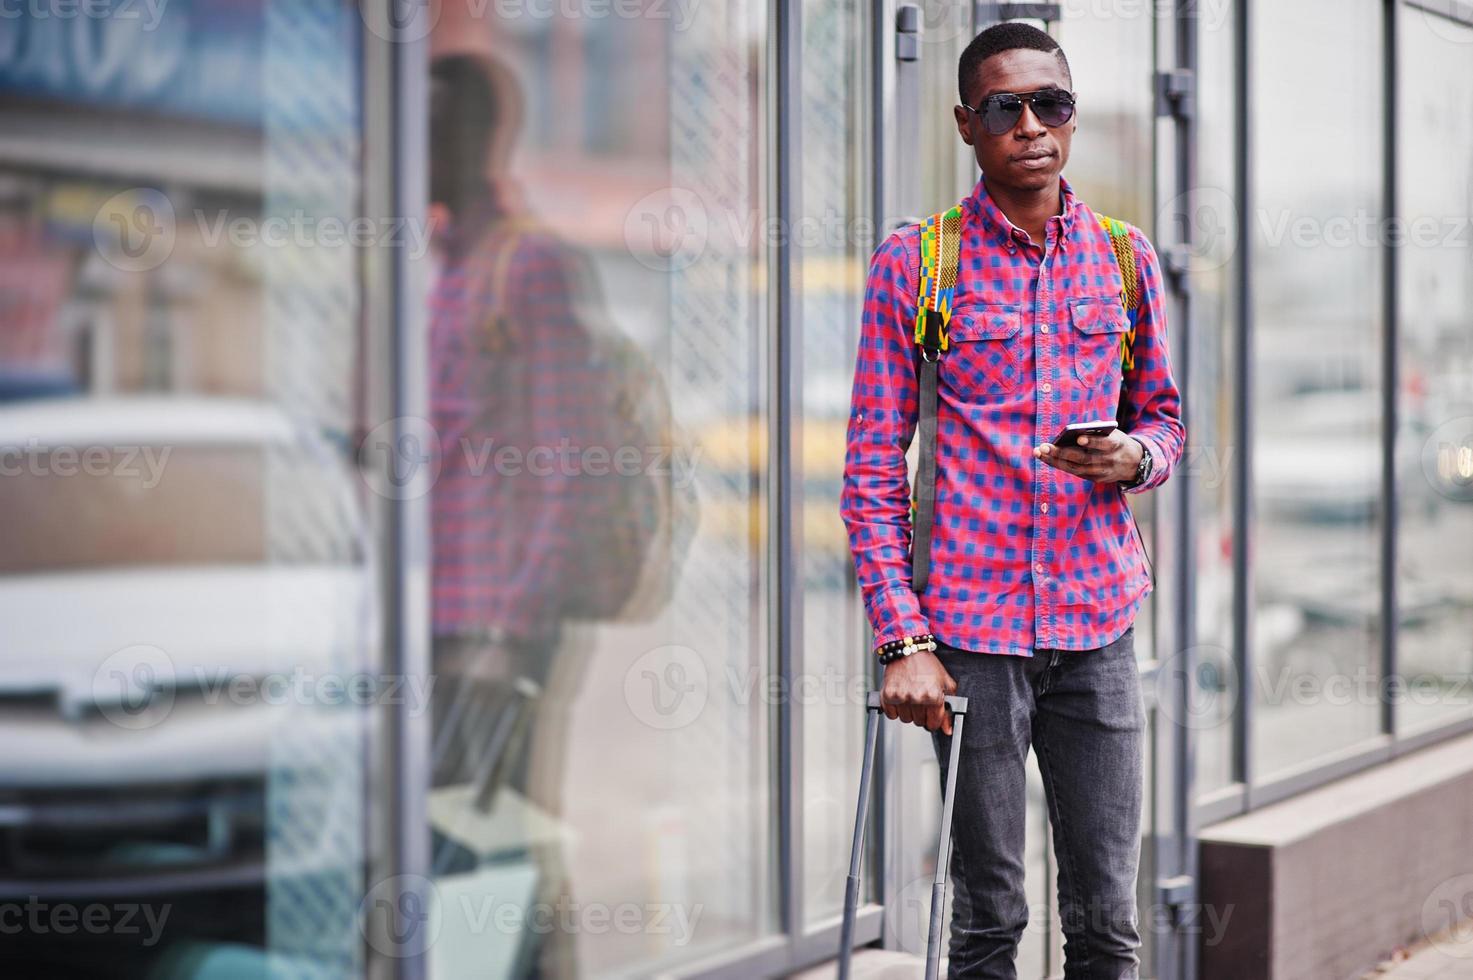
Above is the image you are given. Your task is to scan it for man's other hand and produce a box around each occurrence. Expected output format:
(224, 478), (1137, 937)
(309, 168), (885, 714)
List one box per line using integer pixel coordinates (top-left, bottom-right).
(880, 653), (959, 735)
(1033, 429), (1143, 484)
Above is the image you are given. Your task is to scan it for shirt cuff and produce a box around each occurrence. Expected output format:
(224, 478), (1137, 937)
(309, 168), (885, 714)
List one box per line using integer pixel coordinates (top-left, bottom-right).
(865, 583), (931, 650)
(1121, 432), (1165, 494)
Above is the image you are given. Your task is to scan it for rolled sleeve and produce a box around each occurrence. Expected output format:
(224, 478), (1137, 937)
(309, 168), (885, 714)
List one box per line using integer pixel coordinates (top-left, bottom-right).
(839, 228), (932, 648)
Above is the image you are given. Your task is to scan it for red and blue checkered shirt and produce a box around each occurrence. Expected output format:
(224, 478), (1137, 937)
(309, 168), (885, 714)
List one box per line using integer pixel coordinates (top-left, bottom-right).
(429, 200), (597, 641)
(840, 173), (1185, 657)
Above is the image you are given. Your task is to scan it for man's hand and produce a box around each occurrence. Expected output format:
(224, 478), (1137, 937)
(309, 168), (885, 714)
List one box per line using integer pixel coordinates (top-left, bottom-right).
(1033, 429), (1143, 484)
(880, 652), (959, 735)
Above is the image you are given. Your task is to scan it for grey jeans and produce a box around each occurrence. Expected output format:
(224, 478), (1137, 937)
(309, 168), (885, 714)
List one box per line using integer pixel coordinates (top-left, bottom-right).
(929, 622), (1145, 979)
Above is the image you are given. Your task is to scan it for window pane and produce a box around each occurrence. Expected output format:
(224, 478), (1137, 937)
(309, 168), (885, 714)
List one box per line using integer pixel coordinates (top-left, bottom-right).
(800, 0), (875, 927)
(1251, 0), (1384, 777)
(0, 1), (373, 973)
(1396, 8), (1473, 734)
(423, 1), (776, 974)
(1192, 0), (1242, 799)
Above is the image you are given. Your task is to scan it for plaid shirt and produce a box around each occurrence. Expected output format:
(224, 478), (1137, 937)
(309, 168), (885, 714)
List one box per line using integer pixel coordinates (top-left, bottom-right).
(429, 201), (596, 641)
(840, 173), (1185, 657)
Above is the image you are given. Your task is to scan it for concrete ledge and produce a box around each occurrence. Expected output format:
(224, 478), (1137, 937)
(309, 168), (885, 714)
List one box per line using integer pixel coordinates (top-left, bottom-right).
(1198, 729), (1473, 980)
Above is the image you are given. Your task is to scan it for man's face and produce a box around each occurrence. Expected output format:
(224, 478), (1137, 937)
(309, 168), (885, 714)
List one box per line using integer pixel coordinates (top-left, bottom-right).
(954, 47), (1075, 194)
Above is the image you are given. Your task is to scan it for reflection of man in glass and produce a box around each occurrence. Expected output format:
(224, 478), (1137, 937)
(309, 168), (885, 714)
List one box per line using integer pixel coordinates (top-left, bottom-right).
(841, 23), (1184, 979)
(427, 52), (594, 978)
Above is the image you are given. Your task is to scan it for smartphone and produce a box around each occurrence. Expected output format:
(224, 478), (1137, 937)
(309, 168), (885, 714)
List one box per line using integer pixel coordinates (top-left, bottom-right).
(1051, 419), (1118, 448)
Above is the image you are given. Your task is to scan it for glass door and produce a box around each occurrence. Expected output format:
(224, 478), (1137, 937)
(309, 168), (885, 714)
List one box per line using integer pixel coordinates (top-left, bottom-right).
(873, 4), (1195, 978)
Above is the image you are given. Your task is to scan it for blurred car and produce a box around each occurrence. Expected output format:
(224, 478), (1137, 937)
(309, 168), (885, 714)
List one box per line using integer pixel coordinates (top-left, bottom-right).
(0, 396), (372, 897)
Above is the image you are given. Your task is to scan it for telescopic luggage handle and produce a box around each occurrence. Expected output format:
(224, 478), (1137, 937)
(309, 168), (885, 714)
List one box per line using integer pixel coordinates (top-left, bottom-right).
(838, 692), (969, 980)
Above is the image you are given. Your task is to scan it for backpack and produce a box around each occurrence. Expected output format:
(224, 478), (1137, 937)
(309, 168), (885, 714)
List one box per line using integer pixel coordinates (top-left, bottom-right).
(481, 222), (699, 622)
(907, 204), (1144, 593)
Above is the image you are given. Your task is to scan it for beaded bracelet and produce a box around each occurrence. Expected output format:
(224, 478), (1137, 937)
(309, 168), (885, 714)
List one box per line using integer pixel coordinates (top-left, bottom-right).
(876, 633), (938, 665)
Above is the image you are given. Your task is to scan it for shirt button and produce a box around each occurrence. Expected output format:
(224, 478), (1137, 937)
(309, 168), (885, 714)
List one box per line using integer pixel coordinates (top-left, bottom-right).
(1040, 324), (1049, 334)
(1041, 382), (1052, 393)
(1034, 562), (1044, 574)
(1040, 502), (1049, 513)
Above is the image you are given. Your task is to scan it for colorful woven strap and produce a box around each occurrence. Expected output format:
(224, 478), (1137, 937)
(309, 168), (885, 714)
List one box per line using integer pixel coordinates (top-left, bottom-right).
(914, 204), (964, 352)
(1097, 214), (1143, 374)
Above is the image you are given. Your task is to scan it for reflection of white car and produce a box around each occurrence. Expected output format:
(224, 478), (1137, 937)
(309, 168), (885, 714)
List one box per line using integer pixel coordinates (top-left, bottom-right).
(0, 397), (373, 890)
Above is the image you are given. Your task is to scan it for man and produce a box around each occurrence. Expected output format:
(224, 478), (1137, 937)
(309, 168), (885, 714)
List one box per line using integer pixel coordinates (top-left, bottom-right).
(427, 52), (600, 978)
(839, 22), (1185, 980)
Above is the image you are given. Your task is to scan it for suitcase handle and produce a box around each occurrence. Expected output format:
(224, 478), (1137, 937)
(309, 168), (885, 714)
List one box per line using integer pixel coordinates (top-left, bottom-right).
(840, 690), (968, 980)
(865, 690), (968, 715)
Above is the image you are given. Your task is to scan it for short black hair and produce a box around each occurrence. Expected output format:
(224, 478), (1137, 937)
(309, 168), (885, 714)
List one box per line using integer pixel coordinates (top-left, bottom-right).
(958, 22), (1072, 106)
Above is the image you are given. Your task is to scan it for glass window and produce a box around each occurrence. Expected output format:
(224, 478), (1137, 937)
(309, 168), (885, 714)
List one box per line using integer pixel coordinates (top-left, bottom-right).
(0, 1), (373, 974)
(1055, 4), (1161, 668)
(799, 0), (876, 928)
(422, 1), (775, 974)
(1396, 7), (1473, 734)
(1250, 0), (1385, 777)
(1192, 0), (1242, 799)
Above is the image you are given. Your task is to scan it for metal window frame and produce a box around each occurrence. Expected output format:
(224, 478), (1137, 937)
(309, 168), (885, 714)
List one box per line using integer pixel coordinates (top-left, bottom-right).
(1191, 0), (1473, 835)
(378, 10), (432, 980)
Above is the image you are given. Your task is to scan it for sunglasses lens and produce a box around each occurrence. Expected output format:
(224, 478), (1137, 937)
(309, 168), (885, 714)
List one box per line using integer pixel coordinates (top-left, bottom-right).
(983, 97), (1022, 135)
(1033, 94), (1075, 127)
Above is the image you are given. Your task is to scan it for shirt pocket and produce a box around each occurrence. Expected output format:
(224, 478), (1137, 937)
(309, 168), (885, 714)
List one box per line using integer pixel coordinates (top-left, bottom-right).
(1069, 298), (1129, 392)
(942, 305), (1023, 396)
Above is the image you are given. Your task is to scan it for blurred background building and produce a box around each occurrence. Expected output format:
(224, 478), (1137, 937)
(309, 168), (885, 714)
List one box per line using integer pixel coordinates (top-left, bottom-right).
(0, 0), (1470, 978)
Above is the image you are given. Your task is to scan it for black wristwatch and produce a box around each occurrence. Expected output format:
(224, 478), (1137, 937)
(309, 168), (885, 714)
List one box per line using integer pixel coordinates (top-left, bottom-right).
(1123, 437), (1153, 490)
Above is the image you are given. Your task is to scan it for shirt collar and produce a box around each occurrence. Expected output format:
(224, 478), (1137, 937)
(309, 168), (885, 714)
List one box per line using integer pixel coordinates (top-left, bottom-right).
(963, 170), (1081, 251)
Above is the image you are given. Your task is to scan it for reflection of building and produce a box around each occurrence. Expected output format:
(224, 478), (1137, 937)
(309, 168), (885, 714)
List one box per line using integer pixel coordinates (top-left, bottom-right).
(2, 1), (1473, 979)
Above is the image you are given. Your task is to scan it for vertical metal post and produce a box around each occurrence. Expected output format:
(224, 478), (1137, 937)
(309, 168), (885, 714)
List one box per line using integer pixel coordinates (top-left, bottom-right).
(386, 12), (431, 980)
(1232, 0), (1256, 809)
(772, 0), (806, 945)
(1379, 0), (1400, 743)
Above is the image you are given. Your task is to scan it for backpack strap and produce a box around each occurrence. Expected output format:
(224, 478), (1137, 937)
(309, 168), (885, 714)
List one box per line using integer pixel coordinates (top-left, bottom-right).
(1095, 214), (1144, 375)
(909, 204), (964, 594)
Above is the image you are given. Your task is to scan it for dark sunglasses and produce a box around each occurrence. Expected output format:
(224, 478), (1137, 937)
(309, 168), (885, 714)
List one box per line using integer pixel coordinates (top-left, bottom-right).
(960, 88), (1077, 136)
